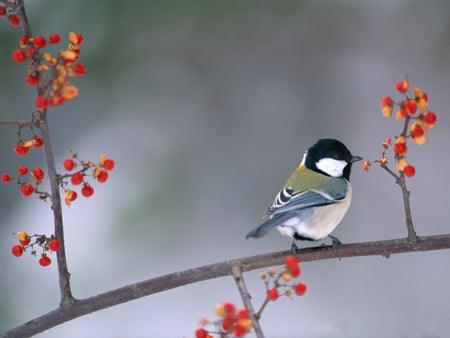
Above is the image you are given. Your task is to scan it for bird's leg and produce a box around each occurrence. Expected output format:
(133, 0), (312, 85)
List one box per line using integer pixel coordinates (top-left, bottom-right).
(290, 241), (300, 254)
(328, 235), (342, 255)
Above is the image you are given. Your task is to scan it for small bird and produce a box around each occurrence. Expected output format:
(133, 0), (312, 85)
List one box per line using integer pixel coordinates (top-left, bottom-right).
(246, 138), (362, 251)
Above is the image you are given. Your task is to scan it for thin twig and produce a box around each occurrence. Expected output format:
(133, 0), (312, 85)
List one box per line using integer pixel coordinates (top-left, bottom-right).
(2, 234), (450, 338)
(231, 264), (265, 338)
(0, 120), (35, 127)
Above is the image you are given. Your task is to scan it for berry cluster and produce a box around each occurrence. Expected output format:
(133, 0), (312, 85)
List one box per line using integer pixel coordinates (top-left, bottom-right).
(61, 152), (115, 206)
(11, 231), (61, 267)
(364, 79), (437, 177)
(194, 256), (307, 338)
(261, 255), (307, 302)
(2, 134), (47, 198)
(195, 302), (252, 338)
(0, 4), (20, 27)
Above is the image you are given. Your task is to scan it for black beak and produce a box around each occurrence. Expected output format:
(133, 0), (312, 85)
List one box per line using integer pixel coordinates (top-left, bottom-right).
(351, 155), (363, 163)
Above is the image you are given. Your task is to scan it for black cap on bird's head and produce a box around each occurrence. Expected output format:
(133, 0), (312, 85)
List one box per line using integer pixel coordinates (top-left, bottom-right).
(304, 138), (362, 180)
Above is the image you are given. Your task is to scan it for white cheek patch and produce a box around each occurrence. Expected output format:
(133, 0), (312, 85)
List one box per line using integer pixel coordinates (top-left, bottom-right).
(316, 158), (347, 177)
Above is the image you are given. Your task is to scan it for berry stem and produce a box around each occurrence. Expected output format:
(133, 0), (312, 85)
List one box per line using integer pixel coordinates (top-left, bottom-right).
(231, 264), (265, 338)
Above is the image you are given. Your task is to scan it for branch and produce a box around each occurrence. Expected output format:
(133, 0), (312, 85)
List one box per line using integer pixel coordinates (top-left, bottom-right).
(231, 265), (265, 338)
(3, 234), (450, 338)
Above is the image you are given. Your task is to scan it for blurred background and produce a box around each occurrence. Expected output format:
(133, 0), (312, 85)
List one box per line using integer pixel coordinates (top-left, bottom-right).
(1, 1), (450, 337)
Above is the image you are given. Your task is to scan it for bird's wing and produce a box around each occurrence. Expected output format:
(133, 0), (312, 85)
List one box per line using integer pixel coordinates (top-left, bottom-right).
(267, 180), (348, 216)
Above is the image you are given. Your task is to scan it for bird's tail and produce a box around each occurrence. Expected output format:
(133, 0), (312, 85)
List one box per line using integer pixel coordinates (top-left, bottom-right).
(246, 213), (290, 239)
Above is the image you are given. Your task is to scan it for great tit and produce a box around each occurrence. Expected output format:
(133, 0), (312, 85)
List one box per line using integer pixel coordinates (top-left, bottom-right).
(246, 138), (362, 250)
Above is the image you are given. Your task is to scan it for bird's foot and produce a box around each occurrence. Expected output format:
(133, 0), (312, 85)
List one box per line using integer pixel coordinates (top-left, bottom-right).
(290, 241), (300, 255)
(328, 235), (342, 256)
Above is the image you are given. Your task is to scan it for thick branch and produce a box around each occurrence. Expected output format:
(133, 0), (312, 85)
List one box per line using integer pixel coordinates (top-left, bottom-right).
(2, 234), (450, 338)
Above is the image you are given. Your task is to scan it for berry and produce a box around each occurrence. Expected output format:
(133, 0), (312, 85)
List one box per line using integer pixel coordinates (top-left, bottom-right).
(412, 126), (425, 138)
(19, 35), (29, 46)
(32, 167), (45, 183)
(394, 143), (407, 156)
(18, 165), (28, 175)
(406, 100), (417, 114)
(14, 143), (29, 156)
(380, 96), (393, 107)
(19, 238), (30, 246)
(32, 136), (44, 148)
(74, 63), (86, 76)
(425, 111), (437, 125)
(70, 172), (84, 185)
(35, 95), (49, 109)
(12, 49), (26, 63)
(267, 288), (279, 301)
(396, 79), (409, 92)
(32, 35), (46, 49)
(17, 231), (28, 241)
(81, 184), (94, 197)
(295, 282), (308, 296)
(39, 255), (51, 267)
(49, 95), (64, 107)
(96, 169), (108, 183)
(9, 14), (20, 27)
(2, 173), (11, 182)
(49, 33), (61, 44)
(195, 328), (208, 338)
(403, 165), (416, 178)
(21, 183), (34, 197)
(49, 239), (61, 252)
(11, 245), (24, 257)
(25, 75), (39, 86)
(103, 158), (115, 171)
(0, 6), (6, 16)
(63, 158), (75, 171)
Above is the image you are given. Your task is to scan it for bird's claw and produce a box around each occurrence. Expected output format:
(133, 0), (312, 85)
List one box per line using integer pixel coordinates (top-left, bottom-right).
(329, 235), (342, 256)
(290, 241), (300, 254)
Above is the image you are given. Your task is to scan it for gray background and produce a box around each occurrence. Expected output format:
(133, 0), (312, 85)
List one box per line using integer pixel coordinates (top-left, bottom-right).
(1, 1), (450, 337)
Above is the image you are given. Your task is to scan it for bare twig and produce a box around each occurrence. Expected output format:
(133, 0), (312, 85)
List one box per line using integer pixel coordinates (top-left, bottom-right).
(231, 264), (265, 338)
(2, 234), (450, 338)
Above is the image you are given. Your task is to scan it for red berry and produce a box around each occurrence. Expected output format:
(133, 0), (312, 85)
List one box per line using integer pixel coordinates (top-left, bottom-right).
(9, 14), (20, 27)
(2, 173), (11, 182)
(74, 63), (86, 76)
(96, 170), (108, 183)
(19, 35), (29, 46)
(12, 49), (26, 63)
(380, 96), (393, 107)
(69, 190), (78, 201)
(11, 245), (24, 257)
(412, 127), (424, 138)
(32, 35), (46, 49)
(25, 75), (39, 86)
(0, 6), (6, 16)
(74, 32), (84, 44)
(32, 136), (44, 148)
(35, 95), (49, 109)
(81, 184), (94, 197)
(403, 164), (416, 178)
(25, 46), (36, 58)
(19, 238), (30, 246)
(39, 255), (51, 267)
(221, 317), (233, 332)
(63, 158), (75, 171)
(48, 33), (61, 44)
(236, 308), (249, 319)
(49, 95), (64, 106)
(195, 328), (208, 338)
(267, 288), (279, 301)
(233, 325), (246, 337)
(18, 165), (28, 175)
(21, 183), (34, 197)
(103, 158), (115, 171)
(70, 172), (84, 185)
(394, 143), (407, 156)
(32, 167), (45, 183)
(425, 111), (437, 125)
(295, 282), (308, 296)
(14, 143), (29, 156)
(223, 301), (236, 316)
(406, 100), (417, 114)
(49, 239), (61, 252)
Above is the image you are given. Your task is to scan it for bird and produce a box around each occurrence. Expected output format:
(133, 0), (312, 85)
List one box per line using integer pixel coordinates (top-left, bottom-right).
(246, 138), (362, 252)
